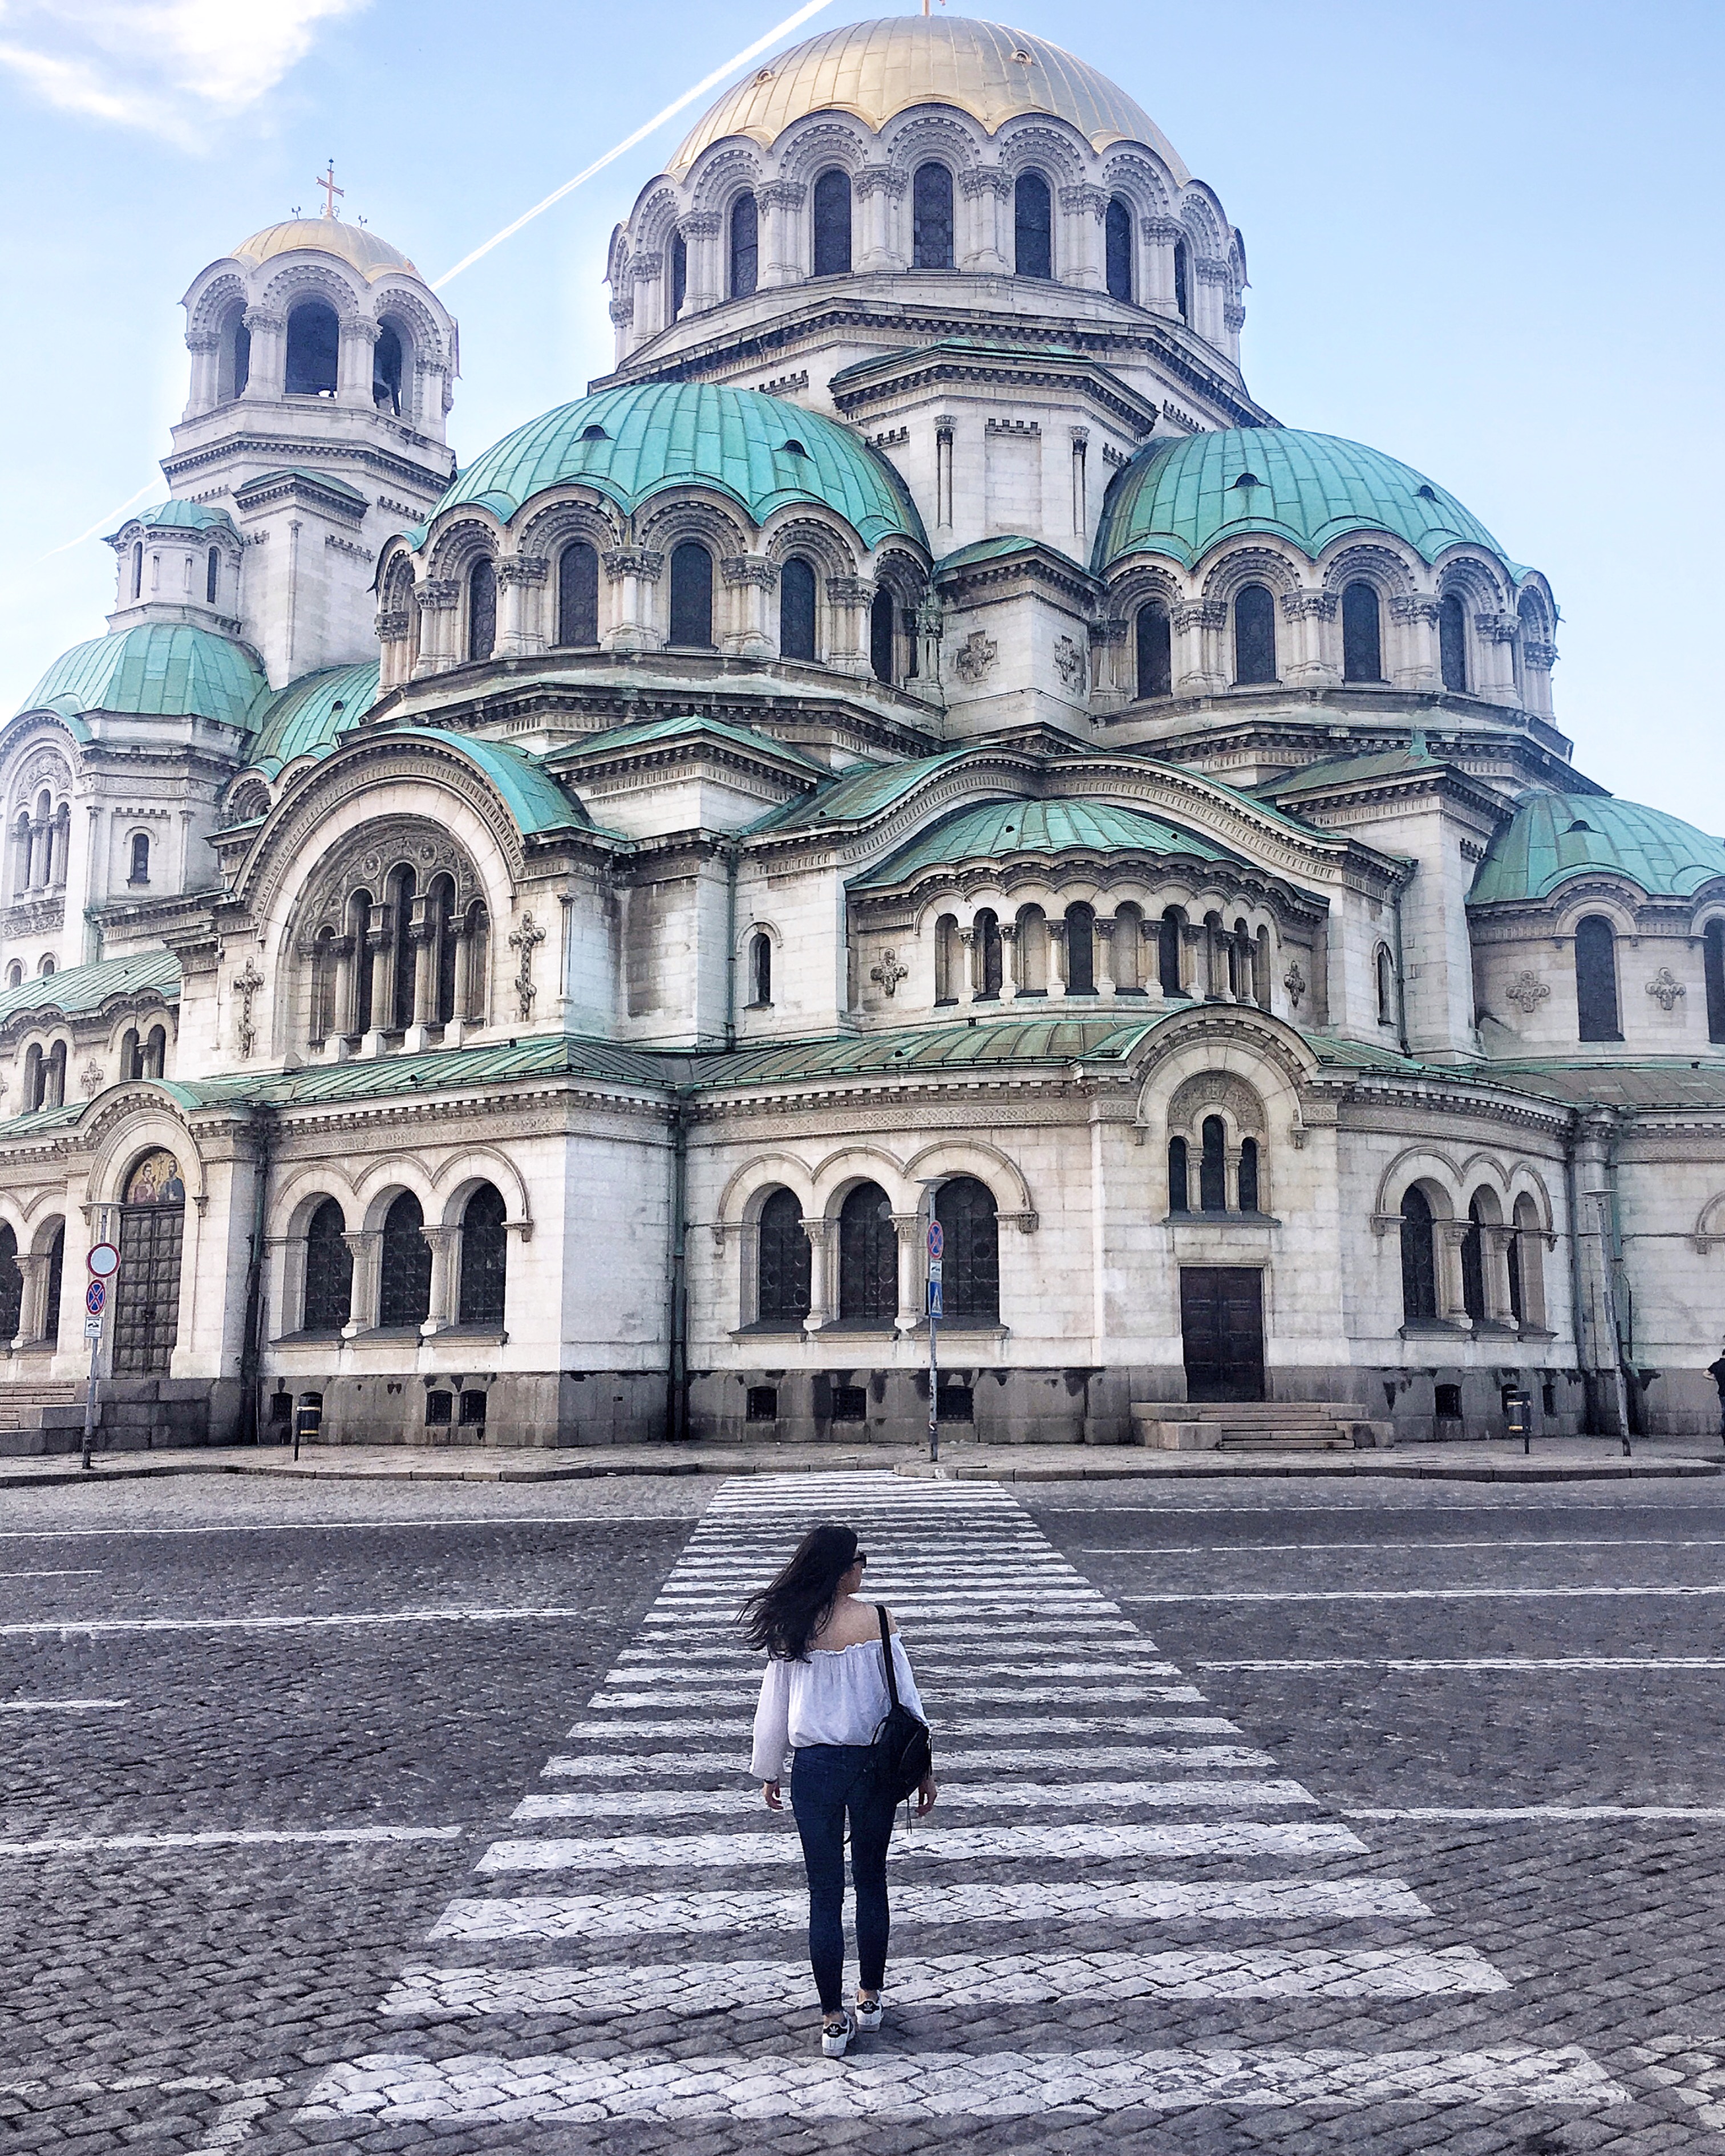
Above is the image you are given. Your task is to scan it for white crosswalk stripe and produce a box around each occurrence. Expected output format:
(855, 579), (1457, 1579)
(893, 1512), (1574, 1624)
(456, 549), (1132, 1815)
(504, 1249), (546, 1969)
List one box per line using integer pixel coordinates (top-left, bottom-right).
(294, 1469), (1627, 2134)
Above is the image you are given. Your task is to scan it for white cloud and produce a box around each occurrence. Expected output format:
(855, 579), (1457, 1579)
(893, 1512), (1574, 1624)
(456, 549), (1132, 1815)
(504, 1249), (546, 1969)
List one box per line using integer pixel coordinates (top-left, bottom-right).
(0, 0), (370, 141)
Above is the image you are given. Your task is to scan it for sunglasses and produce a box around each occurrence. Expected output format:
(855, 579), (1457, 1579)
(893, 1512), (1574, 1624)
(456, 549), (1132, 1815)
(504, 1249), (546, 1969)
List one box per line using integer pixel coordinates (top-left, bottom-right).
(853, 1550), (867, 1567)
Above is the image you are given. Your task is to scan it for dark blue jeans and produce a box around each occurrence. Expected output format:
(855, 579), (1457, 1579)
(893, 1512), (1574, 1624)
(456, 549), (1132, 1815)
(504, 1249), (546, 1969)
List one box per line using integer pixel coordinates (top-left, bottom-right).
(789, 1742), (897, 2013)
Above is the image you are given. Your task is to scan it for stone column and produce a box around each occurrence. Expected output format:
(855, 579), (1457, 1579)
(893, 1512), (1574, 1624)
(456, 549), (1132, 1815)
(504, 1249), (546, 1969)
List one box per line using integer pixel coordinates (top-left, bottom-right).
(998, 921), (1019, 1003)
(892, 1214), (924, 1335)
(375, 606), (414, 692)
(1522, 637), (1557, 717)
(1172, 599), (1225, 695)
(1047, 917), (1071, 996)
(241, 309), (285, 399)
(759, 182), (804, 287)
(955, 925), (977, 1007)
(1476, 611), (1520, 703)
(420, 1223), (460, 1336)
(1194, 257), (1232, 346)
(26, 817), (47, 890)
(1095, 916), (1118, 998)
(916, 593), (945, 691)
(825, 577), (877, 677)
(414, 579), (460, 677)
(602, 548), (665, 654)
(801, 1218), (835, 1330)
(958, 169), (1011, 273)
(341, 1230), (380, 1336)
(719, 554), (779, 659)
(337, 314), (379, 408)
(608, 291), (633, 367)
(408, 903), (438, 1043)
(1480, 1224), (1517, 1326)
(14, 1253), (50, 1347)
(682, 212), (723, 310)
(1141, 217), (1180, 315)
(185, 330), (220, 416)
(450, 923), (474, 1036)
(1280, 591), (1337, 687)
(855, 167), (906, 272)
(1225, 1144), (1244, 1214)
(1437, 1221), (1472, 1326)
(629, 252), (664, 345)
(1390, 594), (1442, 691)
(330, 934), (357, 1056)
(1060, 185), (1108, 288)
(363, 906), (392, 1051)
(496, 556), (549, 658)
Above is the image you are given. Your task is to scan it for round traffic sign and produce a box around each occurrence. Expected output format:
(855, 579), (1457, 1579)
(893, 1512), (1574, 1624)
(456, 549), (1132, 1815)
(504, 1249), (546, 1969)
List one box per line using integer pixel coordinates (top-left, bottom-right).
(926, 1220), (944, 1259)
(86, 1241), (119, 1279)
(85, 1279), (106, 1317)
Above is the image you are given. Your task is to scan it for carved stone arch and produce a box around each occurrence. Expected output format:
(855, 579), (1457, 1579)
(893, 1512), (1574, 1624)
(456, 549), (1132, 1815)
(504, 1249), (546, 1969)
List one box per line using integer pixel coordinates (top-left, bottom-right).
(1688, 888), (1725, 936)
(1373, 1145), (1463, 1223)
(634, 493), (754, 556)
(902, 1138), (1036, 1226)
(1165, 1070), (1269, 1143)
(994, 119), (1088, 186)
(1692, 1190), (1725, 1254)
(25, 1201), (65, 1253)
(810, 1142), (910, 1217)
(261, 260), (366, 316)
(1177, 187), (1225, 256)
(431, 1146), (534, 1235)
(186, 271), (249, 340)
(1099, 152), (1172, 219)
(1321, 540), (1419, 600)
(689, 142), (767, 216)
(1552, 888), (1642, 939)
(290, 812), (486, 950)
(355, 1169), (440, 1238)
(912, 886), (971, 937)
(774, 115), (872, 189)
(1434, 550), (1508, 611)
(223, 775), (274, 829)
(870, 545), (930, 603)
(426, 514), (502, 581)
(9, 745), (74, 820)
(372, 283), (446, 367)
(516, 493), (625, 558)
(1108, 563), (1182, 615)
(1200, 545), (1302, 603)
(81, 1096), (206, 1212)
(716, 1151), (820, 1241)
(1131, 1004), (1318, 1132)
(631, 183), (686, 258)
(1513, 582), (1555, 639)
(761, 512), (859, 579)
(878, 108), (982, 172)
(273, 1168), (361, 1242)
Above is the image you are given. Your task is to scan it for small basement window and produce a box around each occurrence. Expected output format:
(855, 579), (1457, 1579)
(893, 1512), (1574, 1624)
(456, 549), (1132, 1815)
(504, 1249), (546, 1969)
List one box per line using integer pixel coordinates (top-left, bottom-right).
(936, 1383), (974, 1423)
(1435, 1383), (1463, 1419)
(424, 1389), (453, 1425)
(269, 1391), (292, 1425)
(459, 1389), (488, 1426)
(830, 1384), (867, 1423)
(746, 1385), (779, 1423)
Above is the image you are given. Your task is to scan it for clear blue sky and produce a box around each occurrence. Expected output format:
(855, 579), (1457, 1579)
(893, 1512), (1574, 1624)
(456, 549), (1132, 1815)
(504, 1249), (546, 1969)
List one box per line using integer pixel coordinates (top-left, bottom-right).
(1, 1), (1719, 825)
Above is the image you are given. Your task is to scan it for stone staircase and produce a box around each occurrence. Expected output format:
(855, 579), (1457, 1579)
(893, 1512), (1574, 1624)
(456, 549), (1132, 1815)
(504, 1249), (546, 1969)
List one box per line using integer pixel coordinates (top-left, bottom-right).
(1131, 1400), (1394, 1452)
(0, 1381), (85, 1456)
(0, 1379), (210, 1456)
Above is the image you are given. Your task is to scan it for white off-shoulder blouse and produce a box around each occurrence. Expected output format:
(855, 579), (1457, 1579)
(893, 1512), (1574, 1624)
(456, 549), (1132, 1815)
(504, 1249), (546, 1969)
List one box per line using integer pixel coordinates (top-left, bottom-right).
(750, 1634), (929, 1782)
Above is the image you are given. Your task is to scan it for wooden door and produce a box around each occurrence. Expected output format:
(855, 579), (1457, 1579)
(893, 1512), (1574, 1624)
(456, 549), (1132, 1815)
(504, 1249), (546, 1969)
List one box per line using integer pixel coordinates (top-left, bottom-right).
(112, 1202), (184, 1375)
(1180, 1266), (1265, 1403)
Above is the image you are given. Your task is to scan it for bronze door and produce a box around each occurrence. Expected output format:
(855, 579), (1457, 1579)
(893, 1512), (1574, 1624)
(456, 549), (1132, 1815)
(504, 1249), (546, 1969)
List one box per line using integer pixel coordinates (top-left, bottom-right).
(112, 1200), (184, 1375)
(1180, 1266), (1265, 1403)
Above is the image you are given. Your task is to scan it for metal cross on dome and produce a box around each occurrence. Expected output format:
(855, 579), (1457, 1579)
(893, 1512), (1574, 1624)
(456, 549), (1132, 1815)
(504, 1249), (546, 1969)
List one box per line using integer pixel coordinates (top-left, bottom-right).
(315, 161), (344, 218)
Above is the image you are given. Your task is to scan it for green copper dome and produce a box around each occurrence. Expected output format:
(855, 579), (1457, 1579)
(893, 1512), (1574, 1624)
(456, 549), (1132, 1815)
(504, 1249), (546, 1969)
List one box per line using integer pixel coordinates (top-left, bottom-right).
(852, 797), (1226, 888)
(1094, 427), (1511, 573)
(245, 661), (379, 777)
(17, 623), (266, 732)
(433, 382), (925, 549)
(1469, 792), (1725, 906)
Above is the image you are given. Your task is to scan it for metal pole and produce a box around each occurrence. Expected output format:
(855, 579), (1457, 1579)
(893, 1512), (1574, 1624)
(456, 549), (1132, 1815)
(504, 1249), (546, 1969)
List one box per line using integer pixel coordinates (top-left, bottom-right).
(928, 1299), (939, 1465)
(80, 1203), (111, 1473)
(1589, 1189), (1633, 1456)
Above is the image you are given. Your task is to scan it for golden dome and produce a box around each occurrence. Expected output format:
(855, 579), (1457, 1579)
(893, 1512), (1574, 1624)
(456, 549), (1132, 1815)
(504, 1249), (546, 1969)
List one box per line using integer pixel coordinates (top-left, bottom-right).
(669, 15), (1188, 180)
(231, 217), (419, 282)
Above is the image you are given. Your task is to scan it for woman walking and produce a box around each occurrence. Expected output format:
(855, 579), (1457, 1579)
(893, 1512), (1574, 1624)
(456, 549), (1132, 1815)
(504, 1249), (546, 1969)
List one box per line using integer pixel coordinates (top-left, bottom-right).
(743, 1522), (938, 2057)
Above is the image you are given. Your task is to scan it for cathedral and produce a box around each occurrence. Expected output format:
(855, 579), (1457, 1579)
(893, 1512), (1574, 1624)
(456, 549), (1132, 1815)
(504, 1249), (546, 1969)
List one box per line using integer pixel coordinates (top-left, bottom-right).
(4, 13), (1723, 1454)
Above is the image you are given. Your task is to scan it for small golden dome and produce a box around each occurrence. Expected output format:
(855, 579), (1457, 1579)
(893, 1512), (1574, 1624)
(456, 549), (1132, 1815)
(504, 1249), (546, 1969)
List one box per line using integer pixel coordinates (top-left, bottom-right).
(231, 217), (419, 282)
(669, 14), (1187, 179)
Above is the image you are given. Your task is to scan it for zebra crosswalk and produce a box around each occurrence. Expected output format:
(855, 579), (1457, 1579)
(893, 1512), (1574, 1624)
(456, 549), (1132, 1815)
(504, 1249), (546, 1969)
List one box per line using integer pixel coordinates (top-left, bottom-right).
(299, 1470), (1630, 2135)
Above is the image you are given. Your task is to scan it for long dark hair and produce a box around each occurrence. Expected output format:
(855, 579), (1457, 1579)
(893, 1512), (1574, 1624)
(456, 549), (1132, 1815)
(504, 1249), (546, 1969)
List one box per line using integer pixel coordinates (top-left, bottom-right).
(738, 1522), (860, 1660)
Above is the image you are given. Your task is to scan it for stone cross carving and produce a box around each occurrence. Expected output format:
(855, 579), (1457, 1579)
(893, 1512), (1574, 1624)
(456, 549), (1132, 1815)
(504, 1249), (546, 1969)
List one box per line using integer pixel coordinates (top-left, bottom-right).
(1646, 967), (1686, 1011)
(80, 1060), (104, 1099)
(1281, 960), (1306, 1010)
(508, 911), (546, 1020)
(951, 631), (998, 684)
(870, 950), (909, 998)
(233, 956), (265, 1059)
(1504, 970), (1550, 1015)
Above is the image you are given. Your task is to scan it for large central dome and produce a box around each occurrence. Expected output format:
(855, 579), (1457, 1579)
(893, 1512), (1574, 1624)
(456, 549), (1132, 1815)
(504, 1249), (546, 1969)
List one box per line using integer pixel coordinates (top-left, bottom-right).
(669, 15), (1188, 179)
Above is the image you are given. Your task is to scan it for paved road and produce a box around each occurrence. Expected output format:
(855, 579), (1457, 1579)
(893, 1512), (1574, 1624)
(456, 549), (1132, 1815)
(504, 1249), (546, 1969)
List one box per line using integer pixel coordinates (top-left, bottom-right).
(3, 1470), (1725, 2151)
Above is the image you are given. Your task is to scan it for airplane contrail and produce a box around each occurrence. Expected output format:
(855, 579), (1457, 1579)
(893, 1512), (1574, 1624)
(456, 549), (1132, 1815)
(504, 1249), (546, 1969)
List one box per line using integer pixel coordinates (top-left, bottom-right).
(432, 0), (838, 291)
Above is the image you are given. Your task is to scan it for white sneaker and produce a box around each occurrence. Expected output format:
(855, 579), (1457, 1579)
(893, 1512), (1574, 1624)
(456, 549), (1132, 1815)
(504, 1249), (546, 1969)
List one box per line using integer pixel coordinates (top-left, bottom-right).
(855, 1994), (883, 2032)
(821, 2013), (853, 2058)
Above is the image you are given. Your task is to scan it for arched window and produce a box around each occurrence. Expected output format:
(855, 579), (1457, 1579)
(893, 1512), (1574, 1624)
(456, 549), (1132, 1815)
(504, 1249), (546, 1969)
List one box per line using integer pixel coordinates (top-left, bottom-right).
(428, 874), (457, 1026)
(205, 548), (220, 606)
(1159, 907), (1185, 996)
(1234, 583), (1277, 684)
(1113, 905), (1144, 994)
(934, 914), (959, 1005)
(973, 909), (1003, 1000)
(757, 1188), (811, 1326)
(1399, 1186), (1438, 1324)
(43, 1223), (62, 1345)
(1015, 905), (1048, 994)
(143, 1024), (167, 1079)
(1376, 945), (1396, 1027)
(812, 168), (852, 275)
(1064, 903), (1096, 995)
(131, 542), (144, 602)
(669, 542), (713, 647)
(3, 961), (19, 990)
(1706, 920), (1725, 1044)
(1173, 238), (1190, 322)
(1574, 915), (1622, 1041)
(0, 1222), (20, 1346)
(779, 556), (817, 660)
(458, 1182), (508, 1327)
(1439, 592), (1468, 692)
(1342, 581), (1383, 682)
(557, 542), (599, 647)
(837, 1181), (896, 1325)
(1136, 601), (1172, 699)
(1511, 1192), (1546, 1330)
(1014, 173), (1052, 279)
(936, 1176), (999, 1325)
(1168, 1136), (1190, 1214)
(1238, 1137), (1260, 1214)
(120, 1028), (141, 1081)
(1461, 1195), (1488, 1323)
(225, 311), (250, 401)
(463, 900), (489, 1022)
(129, 833), (150, 885)
(728, 192), (759, 299)
(372, 323), (403, 414)
(1198, 1115), (1228, 1213)
(302, 1199), (353, 1334)
(41, 1041), (66, 1109)
(348, 888), (374, 1036)
(869, 588), (895, 683)
(1105, 196), (1133, 301)
(379, 1192), (431, 1328)
(22, 1045), (41, 1113)
(669, 231), (687, 320)
(284, 299), (339, 396)
(749, 931), (772, 1007)
(913, 163), (954, 270)
(467, 559), (496, 662)
(38, 955), (54, 976)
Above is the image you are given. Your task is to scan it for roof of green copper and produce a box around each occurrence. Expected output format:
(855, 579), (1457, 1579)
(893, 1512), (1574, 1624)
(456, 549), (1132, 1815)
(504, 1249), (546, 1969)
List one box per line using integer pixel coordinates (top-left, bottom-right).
(752, 749), (975, 834)
(687, 1015), (1164, 1086)
(0, 951), (180, 1026)
(542, 714), (825, 772)
(107, 499), (236, 538)
(17, 623), (267, 731)
(389, 727), (593, 837)
(1460, 1058), (1725, 1110)
(430, 382), (925, 549)
(1094, 427), (1512, 573)
(234, 465), (367, 503)
(935, 533), (1085, 577)
(1469, 791), (1725, 905)
(852, 796), (1226, 888)
(246, 662), (379, 776)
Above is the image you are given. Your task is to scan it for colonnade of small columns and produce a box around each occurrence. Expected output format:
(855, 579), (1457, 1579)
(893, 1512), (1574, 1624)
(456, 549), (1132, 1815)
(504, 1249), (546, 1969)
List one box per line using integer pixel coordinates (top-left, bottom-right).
(334, 1219), (469, 1336)
(310, 895), (488, 1056)
(10, 803), (70, 901)
(920, 897), (1280, 1014)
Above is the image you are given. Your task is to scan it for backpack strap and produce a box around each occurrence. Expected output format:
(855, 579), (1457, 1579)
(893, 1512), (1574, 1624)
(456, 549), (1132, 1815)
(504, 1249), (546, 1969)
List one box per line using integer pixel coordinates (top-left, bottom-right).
(875, 1602), (901, 1709)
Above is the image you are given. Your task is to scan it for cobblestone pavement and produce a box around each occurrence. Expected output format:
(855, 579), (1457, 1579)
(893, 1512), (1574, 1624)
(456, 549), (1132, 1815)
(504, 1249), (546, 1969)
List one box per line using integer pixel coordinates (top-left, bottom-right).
(4, 1472), (1725, 2150)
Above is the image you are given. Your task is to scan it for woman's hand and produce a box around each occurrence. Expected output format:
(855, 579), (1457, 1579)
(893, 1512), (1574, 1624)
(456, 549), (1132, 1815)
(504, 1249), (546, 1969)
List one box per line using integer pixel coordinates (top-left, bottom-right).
(915, 1774), (938, 1817)
(762, 1780), (783, 1811)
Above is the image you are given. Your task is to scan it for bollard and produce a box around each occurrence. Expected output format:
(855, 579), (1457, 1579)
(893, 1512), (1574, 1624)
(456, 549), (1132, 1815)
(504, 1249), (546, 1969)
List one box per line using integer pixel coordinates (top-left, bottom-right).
(1505, 1387), (1532, 1456)
(293, 1391), (323, 1464)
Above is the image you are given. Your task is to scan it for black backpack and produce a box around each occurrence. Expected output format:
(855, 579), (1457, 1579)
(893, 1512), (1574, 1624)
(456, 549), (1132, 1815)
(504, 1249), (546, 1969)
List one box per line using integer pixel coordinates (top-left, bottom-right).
(870, 1603), (933, 1801)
